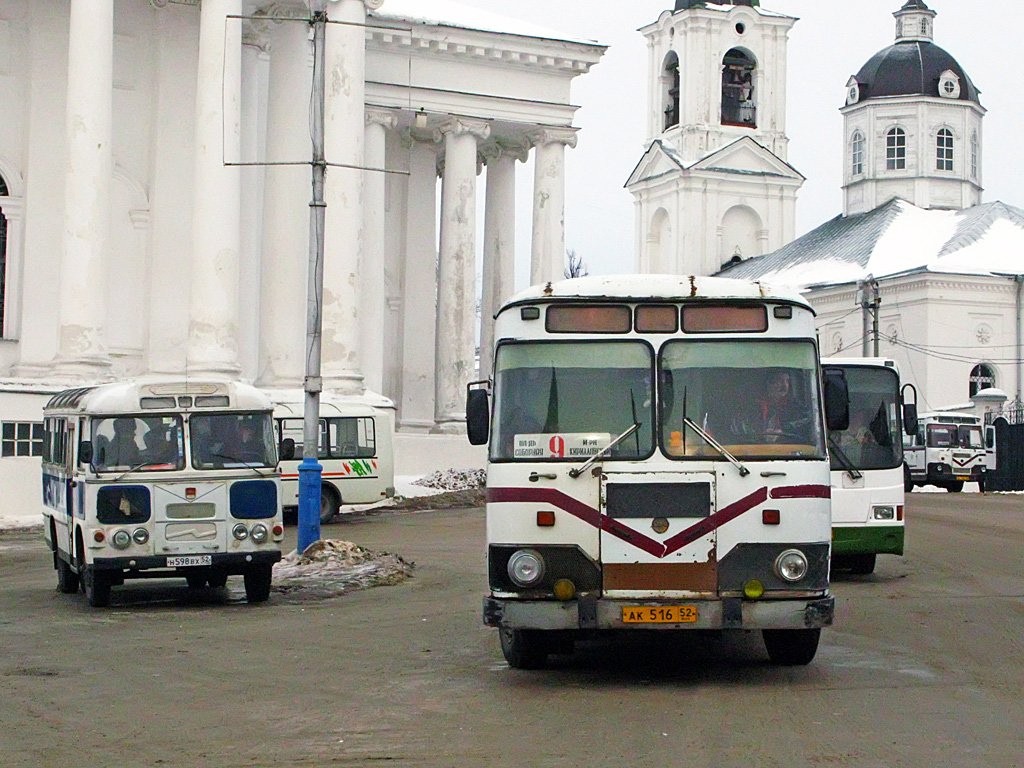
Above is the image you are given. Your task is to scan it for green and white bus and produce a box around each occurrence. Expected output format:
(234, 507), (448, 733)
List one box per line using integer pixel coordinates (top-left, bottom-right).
(41, 379), (284, 607)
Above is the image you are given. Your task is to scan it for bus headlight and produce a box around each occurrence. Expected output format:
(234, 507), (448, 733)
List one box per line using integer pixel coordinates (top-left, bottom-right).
(507, 549), (545, 587)
(250, 524), (269, 543)
(132, 528), (150, 545)
(232, 524), (249, 541)
(111, 530), (131, 550)
(873, 505), (896, 520)
(774, 549), (808, 582)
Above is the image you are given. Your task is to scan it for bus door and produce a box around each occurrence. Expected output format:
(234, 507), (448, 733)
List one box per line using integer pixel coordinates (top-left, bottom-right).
(600, 470), (717, 598)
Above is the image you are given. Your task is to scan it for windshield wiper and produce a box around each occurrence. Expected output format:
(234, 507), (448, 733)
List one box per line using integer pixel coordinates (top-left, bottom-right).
(683, 417), (749, 477)
(568, 422), (642, 479)
(827, 436), (863, 480)
(111, 460), (158, 482)
(210, 453), (270, 477)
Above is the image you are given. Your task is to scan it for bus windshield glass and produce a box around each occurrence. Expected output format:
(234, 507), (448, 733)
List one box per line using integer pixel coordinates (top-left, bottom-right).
(959, 425), (983, 449)
(660, 340), (825, 459)
(927, 424), (958, 448)
(491, 341), (655, 461)
(92, 416), (184, 472)
(190, 412), (277, 469)
(829, 366), (902, 470)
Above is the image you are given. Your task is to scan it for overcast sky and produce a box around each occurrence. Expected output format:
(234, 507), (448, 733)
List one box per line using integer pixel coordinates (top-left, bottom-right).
(449, 0), (1024, 285)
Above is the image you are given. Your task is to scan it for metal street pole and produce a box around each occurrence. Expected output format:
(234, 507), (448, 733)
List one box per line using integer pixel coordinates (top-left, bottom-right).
(297, 0), (327, 553)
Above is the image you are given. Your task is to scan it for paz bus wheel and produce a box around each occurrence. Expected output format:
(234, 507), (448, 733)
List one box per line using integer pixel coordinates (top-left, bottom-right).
(904, 464), (913, 492)
(947, 480), (964, 493)
(185, 572), (207, 590)
(762, 628), (820, 666)
(848, 554), (876, 575)
(499, 627), (549, 669)
(244, 564), (273, 603)
(207, 571), (228, 589)
(56, 556), (79, 594)
(84, 569), (112, 608)
(320, 487), (341, 525)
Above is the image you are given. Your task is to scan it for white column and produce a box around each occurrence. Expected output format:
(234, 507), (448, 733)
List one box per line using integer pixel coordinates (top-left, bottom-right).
(529, 127), (578, 286)
(187, 0), (242, 377)
(361, 107), (397, 395)
(321, 0), (382, 394)
(54, 0), (113, 376)
(0, 198), (24, 341)
(257, 9), (311, 388)
(435, 117), (490, 431)
(399, 134), (440, 432)
(479, 143), (523, 381)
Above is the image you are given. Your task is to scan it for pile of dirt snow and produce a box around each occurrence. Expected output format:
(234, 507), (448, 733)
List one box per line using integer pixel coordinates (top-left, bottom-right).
(270, 539), (414, 600)
(414, 468), (486, 491)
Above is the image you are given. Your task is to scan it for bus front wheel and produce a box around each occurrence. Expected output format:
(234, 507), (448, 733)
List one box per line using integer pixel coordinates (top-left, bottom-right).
(946, 480), (964, 493)
(762, 628), (820, 666)
(320, 487), (341, 525)
(56, 556), (79, 594)
(244, 564), (273, 603)
(84, 568), (111, 608)
(499, 627), (550, 670)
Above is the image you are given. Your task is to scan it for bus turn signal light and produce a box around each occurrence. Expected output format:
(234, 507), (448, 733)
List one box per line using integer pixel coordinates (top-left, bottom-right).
(762, 509), (780, 525)
(537, 511), (555, 527)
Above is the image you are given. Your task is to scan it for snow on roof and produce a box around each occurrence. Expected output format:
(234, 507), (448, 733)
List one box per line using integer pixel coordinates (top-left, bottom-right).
(719, 199), (1024, 289)
(372, 0), (600, 45)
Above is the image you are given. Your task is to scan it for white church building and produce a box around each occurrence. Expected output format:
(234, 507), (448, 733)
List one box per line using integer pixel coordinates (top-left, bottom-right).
(634, 0), (1024, 420)
(0, 0), (605, 517)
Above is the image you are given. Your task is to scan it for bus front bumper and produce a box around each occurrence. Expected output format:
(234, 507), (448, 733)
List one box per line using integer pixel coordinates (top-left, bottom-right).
(832, 525), (904, 556)
(483, 594), (834, 632)
(91, 550), (282, 576)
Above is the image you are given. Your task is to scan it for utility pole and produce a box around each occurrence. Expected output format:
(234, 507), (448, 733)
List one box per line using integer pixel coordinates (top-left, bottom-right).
(297, 0), (328, 554)
(858, 276), (880, 357)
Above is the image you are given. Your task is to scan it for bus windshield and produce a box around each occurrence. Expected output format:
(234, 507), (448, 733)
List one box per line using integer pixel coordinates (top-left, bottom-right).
(829, 366), (901, 470)
(959, 425), (983, 449)
(190, 412), (277, 469)
(928, 424), (958, 448)
(490, 341), (655, 461)
(660, 340), (825, 459)
(92, 416), (184, 472)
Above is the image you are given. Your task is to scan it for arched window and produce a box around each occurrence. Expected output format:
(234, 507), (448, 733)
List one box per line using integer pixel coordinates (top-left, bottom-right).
(971, 132), (979, 179)
(970, 364), (996, 397)
(921, 18), (929, 35)
(662, 52), (680, 130)
(721, 49), (756, 128)
(886, 127), (906, 170)
(851, 131), (865, 176)
(936, 128), (954, 171)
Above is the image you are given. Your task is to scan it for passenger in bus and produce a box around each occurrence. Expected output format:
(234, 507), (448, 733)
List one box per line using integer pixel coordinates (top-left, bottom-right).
(234, 420), (266, 463)
(730, 370), (808, 444)
(97, 418), (142, 468)
(142, 421), (177, 466)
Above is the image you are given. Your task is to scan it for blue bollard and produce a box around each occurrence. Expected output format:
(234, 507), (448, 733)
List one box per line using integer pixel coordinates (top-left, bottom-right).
(297, 457), (323, 553)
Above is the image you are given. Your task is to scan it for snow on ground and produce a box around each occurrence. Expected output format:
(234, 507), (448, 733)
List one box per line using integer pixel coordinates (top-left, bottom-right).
(271, 539), (414, 601)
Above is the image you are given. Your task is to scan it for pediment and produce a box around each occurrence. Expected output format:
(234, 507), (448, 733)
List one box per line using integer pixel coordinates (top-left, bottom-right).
(691, 137), (804, 180)
(625, 140), (686, 187)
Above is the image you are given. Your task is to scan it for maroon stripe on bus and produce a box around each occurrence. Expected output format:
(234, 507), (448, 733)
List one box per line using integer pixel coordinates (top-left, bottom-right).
(769, 484), (831, 500)
(661, 486), (769, 555)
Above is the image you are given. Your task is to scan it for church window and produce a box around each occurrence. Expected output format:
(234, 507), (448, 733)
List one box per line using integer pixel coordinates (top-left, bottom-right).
(971, 132), (979, 178)
(721, 49), (756, 128)
(851, 131), (865, 176)
(969, 364), (996, 397)
(886, 127), (906, 170)
(921, 18), (929, 35)
(936, 128), (954, 172)
(662, 52), (681, 130)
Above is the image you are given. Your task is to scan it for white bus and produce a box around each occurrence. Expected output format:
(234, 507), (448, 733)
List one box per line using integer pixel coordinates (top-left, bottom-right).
(41, 380), (284, 607)
(468, 276), (845, 668)
(904, 411), (993, 492)
(821, 358), (916, 575)
(273, 394), (395, 523)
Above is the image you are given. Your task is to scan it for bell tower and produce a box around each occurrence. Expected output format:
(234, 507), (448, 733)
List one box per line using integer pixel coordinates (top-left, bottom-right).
(628, 0), (803, 276)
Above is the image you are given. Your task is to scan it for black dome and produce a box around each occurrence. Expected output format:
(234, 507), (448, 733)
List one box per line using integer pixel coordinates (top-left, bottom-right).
(854, 41), (980, 104)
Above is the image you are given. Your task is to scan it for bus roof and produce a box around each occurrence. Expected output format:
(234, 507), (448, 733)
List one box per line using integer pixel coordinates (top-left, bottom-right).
(44, 379), (273, 414)
(918, 411), (982, 424)
(499, 275), (814, 314)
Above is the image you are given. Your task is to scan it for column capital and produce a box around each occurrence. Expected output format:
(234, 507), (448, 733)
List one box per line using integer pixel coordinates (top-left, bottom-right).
(481, 139), (530, 165)
(400, 126), (444, 152)
(262, 1), (310, 19)
(527, 126), (579, 150)
(366, 106), (398, 130)
(150, 0), (199, 7)
(327, 0), (385, 9)
(438, 116), (491, 143)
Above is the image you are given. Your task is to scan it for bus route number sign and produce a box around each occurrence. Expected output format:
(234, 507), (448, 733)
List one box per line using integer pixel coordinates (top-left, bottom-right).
(513, 433), (611, 459)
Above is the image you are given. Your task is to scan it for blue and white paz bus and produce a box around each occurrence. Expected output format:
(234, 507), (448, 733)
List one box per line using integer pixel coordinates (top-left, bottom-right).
(41, 379), (284, 607)
(468, 276), (848, 668)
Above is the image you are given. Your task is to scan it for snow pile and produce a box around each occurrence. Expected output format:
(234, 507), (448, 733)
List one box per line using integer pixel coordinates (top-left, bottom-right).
(271, 539), (414, 600)
(413, 468), (486, 491)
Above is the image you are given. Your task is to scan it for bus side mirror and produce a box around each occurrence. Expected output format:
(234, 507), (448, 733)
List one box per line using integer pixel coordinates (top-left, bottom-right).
(822, 368), (850, 432)
(279, 438), (296, 461)
(78, 441), (93, 465)
(466, 382), (490, 446)
(901, 383), (919, 435)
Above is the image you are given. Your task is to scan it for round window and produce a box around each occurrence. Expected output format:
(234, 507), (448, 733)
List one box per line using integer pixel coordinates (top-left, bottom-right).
(735, 22), (745, 34)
